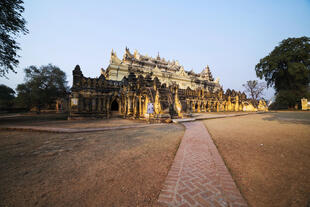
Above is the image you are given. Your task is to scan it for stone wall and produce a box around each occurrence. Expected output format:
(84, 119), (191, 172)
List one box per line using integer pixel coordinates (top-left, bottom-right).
(69, 65), (268, 120)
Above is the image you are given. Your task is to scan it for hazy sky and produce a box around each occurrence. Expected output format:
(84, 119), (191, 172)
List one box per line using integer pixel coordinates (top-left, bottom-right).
(2, 0), (310, 99)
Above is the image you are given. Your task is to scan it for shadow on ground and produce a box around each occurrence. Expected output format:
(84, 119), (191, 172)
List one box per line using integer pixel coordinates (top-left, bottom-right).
(262, 111), (310, 125)
(0, 113), (68, 125)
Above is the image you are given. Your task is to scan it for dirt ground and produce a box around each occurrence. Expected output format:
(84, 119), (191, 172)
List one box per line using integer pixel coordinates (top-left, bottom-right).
(0, 113), (147, 129)
(204, 112), (310, 207)
(0, 123), (184, 207)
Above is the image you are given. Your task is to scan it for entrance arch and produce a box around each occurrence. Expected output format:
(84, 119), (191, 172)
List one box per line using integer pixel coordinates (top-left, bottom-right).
(111, 99), (119, 111)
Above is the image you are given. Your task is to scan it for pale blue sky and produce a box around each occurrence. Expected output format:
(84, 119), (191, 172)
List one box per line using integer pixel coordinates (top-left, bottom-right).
(2, 0), (310, 99)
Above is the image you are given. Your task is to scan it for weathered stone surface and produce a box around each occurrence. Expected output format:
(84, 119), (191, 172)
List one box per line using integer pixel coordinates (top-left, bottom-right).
(69, 48), (268, 119)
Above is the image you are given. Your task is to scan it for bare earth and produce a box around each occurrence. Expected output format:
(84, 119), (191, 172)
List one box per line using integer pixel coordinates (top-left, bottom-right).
(204, 112), (310, 207)
(0, 123), (184, 207)
(0, 113), (147, 129)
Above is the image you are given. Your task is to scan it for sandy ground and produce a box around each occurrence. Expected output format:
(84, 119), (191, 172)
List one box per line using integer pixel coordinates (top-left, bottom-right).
(192, 111), (252, 117)
(204, 112), (310, 207)
(0, 113), (148, 129)
(0, 124), (184, 207)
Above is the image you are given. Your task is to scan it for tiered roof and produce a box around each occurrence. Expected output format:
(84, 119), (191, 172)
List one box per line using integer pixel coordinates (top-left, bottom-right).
(119, 47), (215, 81)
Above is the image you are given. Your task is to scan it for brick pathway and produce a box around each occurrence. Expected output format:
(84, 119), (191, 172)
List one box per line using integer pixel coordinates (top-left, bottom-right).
(158, 121), (247, 207)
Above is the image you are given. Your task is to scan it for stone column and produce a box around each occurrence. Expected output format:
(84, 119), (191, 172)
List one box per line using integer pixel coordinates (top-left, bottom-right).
(124, 97), (127, 117)
(79, 97), (84, 112)
(192, 101), (196, 112)
(127, 96), (132, 115)
(98, 97), (102, 112)
(102, 96), (106, 113)
(128, 95), (134, 116)
(301, 98), (308, 110)
(197, 100), (201, 113)
(139, 95), (142, 116)
(235, 96), (239, 112)
(85, 98), (90, 112)
(207, 101), (211, 112)
(106, 96), (110, 118)
(92, 98), (96, 112)
(239, 102), (243, 111)
(133, 96), (136, 118)
(186, 99), (190, 113)
(220, 101), (224, 112)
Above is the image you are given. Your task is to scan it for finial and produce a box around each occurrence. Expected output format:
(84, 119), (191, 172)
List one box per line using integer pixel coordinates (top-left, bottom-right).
(101, 68), (105, 75)
(74, 65), (81, 70)
(134, 49), (138, 59)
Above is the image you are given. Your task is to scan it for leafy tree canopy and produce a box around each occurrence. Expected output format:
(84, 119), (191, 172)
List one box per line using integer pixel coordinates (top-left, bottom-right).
(16, 64), (68, 111)
(0, 84), (15, 99)
(255, 36), (310, 107)
(0, 84), (15, 108)
(0, 0), (28, 77)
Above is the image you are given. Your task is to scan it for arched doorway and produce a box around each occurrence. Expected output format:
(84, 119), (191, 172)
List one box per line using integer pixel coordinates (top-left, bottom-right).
(111, 99), (120, 118)
(111, 99), (119, 111)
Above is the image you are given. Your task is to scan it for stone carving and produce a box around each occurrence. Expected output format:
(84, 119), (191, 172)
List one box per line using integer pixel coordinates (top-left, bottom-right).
(301, 98), (310, 110)
(69, 49), (268, 120)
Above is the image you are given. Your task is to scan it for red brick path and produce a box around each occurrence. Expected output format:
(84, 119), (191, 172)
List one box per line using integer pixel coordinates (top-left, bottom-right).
(158, 121), (248, 207)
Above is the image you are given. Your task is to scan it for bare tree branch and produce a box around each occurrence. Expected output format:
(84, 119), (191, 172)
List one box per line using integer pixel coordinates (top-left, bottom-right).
(242, 80), (266, 106)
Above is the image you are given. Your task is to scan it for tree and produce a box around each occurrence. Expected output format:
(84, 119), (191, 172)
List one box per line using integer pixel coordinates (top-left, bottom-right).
(0, 0), (28, 77)
(0, 84), (15, 109)
(242, 80), (266, 106)
(16, 64), (68, 111)
(255, 37), (310, 108)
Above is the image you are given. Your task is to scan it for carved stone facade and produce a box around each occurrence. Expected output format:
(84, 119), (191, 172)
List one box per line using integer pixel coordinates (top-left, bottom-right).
(106, 48), (221, 91)
(301, 98), (310, 110)
(69, 48), (267, 120)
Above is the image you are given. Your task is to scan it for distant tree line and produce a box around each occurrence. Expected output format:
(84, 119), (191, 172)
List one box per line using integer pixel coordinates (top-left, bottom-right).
(0, 1), (69, 112)
(0, 64), (68, 112)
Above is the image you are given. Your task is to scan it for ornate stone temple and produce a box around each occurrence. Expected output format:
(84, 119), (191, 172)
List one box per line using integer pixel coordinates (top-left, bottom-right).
(69, 48), (267, 120)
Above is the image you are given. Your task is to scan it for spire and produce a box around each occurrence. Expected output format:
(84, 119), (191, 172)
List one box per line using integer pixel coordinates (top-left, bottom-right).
(202, 65), (210, 73)
(125, 46), (130, 54)
(200, 65), (214, 81)
(73, 65), (82, 76)
(101, 68), (105, 75)
(134, 49), (139, 59)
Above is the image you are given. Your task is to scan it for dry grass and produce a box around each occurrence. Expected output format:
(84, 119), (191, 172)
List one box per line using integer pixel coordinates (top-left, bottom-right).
(204, 112), (310, 207)
(0, 124), (184, 207)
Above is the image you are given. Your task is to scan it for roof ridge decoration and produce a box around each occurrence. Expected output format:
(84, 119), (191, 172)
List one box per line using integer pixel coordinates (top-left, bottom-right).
(153, 65), (161, 74)
(176, 66), (189, 78)
(111, 47), (216, 81)
(110, 49), (122, 64)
